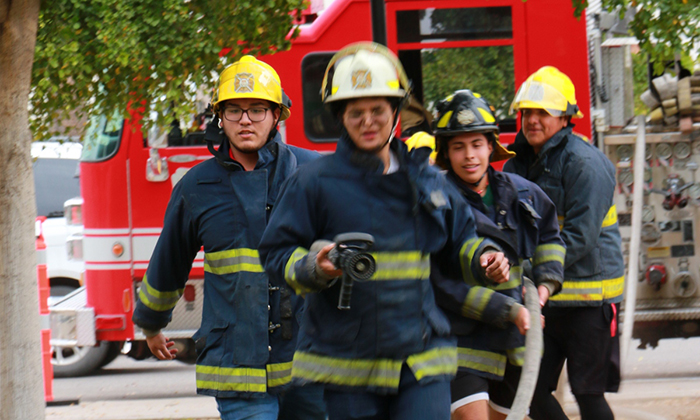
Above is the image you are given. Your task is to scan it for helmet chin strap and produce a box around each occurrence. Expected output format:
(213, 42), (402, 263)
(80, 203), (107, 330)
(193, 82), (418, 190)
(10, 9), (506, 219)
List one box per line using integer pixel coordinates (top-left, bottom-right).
(466, 170), (488, 188)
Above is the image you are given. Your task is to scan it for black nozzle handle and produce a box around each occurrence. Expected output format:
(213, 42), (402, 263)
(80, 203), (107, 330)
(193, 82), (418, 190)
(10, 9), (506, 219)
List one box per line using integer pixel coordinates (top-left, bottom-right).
(337, 274), (354, 310)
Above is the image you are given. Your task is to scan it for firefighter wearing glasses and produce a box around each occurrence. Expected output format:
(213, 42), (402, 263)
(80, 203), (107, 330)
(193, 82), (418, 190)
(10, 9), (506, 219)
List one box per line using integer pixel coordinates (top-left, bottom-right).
(503, 66), (624, 420)
(132, 56), (325, 420)
(423, 89), (564, 420)
(259, 42), (511, 420)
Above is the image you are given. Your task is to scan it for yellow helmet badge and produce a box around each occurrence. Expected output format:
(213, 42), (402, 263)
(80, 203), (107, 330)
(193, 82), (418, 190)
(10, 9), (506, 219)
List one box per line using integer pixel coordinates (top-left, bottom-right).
(234, 73), (255, 93)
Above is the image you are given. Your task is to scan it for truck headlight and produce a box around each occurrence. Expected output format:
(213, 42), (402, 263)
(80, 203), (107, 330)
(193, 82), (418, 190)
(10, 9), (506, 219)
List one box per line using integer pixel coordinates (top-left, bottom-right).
(67, 234), (84, 261)
(64, 197), (84, 226)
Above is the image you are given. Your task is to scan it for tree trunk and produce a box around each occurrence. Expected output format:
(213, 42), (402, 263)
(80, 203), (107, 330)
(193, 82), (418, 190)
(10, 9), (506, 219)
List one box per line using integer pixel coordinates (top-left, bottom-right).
(0, 0), (45, 419)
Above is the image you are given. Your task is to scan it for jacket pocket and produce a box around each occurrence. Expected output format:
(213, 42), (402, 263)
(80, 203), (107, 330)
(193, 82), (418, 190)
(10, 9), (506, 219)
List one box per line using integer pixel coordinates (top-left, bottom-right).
(194, 320), (228, 366)
(303, 294), (362, 346)
(567, 246), (602, 278)
(231, 274), (269, 365)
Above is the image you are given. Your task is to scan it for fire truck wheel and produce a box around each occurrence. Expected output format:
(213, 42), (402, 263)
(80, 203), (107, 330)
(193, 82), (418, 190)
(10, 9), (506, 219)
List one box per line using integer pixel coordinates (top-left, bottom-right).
(52, 341), (114, 378)
(50, 284), (122, 377)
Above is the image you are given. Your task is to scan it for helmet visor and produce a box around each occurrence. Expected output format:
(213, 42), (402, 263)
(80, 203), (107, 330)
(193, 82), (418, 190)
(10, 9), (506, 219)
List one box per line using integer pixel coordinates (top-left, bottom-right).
(510, 80), (571, 117)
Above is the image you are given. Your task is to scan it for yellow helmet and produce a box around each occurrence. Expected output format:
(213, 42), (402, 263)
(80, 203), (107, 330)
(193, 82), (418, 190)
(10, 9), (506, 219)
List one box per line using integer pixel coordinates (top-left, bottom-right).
(510, 66), (584, 119)
(404, 131), (437, 163)
(212, 56), (290, 121)
(321, 42), (411, 104)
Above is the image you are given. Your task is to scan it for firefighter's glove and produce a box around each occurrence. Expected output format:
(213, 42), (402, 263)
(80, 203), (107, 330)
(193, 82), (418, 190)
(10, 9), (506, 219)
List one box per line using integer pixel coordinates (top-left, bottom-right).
(302, 240), (341, 291)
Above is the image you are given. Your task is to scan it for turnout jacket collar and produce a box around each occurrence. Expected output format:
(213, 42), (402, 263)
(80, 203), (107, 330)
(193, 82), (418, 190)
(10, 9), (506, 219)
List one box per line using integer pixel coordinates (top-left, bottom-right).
(508, 125), (573, 176)
(204, 116), (284, 172)
(335, 131), (433, 175)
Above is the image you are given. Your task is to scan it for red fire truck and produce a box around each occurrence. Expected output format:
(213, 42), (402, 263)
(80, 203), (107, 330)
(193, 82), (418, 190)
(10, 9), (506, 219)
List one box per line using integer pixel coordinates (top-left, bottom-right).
(48, 0), (635, 376)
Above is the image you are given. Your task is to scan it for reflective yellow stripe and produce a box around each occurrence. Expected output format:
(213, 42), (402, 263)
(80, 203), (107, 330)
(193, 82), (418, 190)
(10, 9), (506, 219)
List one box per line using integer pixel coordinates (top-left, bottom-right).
(284, 247), (314, 295)
(457, 347), (506, 377)
(506, 346), (526, 367)
(558, 205), (617, 230)
(601, 205), (618, 228)
(406, 346), (458, 380)
(492, 265), (521, 291)
(204, 248), (264, 274)
(138, 274), (183, 311)
(460, 237), (485, 284)
(293, 351), (403, 389)
(267, 361), (293, 388)
(533, 244), (566, 266)
(549, 276), (624, 302)
(369, 251), (430, 281)
(462, 287), (494, 321)
(196, 365), (267, 393)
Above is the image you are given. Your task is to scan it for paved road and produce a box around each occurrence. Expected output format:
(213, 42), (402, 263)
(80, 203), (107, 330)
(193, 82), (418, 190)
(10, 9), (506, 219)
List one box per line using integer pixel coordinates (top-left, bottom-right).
(51, 337), (700, 419)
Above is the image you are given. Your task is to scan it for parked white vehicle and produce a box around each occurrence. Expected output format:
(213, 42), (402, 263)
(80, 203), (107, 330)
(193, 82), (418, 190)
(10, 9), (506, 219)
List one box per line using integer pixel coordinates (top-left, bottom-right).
(34, 142), (122, 377)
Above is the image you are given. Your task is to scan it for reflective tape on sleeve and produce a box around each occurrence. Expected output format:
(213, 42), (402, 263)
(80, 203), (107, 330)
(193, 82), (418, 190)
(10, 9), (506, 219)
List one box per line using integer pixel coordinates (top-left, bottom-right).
(284, 247), (314, 295)
(461, 287), (494, 321)
(460, 237), (485, 284)
(601, 205), (618, 228)
(558, 205), (618, 230)
(138, 275), (183, 312)
(533, 244), (566, 267)
(266, 361), (293, 388)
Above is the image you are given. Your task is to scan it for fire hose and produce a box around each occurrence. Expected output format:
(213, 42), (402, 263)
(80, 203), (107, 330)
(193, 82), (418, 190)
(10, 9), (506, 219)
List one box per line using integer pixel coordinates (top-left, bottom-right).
(506, 276), (543, 420)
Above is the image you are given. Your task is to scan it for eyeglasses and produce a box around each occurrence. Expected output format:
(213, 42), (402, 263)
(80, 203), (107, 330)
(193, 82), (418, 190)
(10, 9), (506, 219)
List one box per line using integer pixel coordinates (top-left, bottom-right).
(223, 107), (269, 122)
(344, 108), (392, 127)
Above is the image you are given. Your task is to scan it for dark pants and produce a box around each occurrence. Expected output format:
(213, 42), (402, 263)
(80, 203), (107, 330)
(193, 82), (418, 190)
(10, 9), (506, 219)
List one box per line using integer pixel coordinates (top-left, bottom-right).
(216, 384), (326, 420)
(324, 364), (451, 420)
(529, 304), (620, 420)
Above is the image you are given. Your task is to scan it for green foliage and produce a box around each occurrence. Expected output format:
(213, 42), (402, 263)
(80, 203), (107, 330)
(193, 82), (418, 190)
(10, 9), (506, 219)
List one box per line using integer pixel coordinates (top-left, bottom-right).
(572, 0), (699, 75)
(632, 51), (650, 115)
(422, 47), (515, 120)
(31, 0), (306, 140)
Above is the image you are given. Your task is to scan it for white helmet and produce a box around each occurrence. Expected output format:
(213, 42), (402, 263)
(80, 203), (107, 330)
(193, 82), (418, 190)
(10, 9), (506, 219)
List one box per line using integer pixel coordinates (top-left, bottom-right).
(322, 42), (411, 104)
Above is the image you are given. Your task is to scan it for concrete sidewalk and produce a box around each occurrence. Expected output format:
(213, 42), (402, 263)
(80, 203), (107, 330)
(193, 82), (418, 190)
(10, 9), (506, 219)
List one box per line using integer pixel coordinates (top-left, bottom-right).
(45, 396), (220, 420)
(45, 376), (700, 420)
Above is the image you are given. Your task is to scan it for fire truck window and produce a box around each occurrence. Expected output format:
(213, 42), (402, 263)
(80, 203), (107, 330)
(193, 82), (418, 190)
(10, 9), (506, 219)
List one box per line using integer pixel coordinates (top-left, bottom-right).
(302, 52), (341, 143)
(80, 113), (123, 162)
(414, 46), (517, 133)
(396, 7), (512, 43)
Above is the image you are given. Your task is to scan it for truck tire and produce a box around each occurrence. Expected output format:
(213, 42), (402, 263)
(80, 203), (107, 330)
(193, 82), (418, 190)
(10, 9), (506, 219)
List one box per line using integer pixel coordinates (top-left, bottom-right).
(50, 284), (122, 377)
(52, 341), (114, 378)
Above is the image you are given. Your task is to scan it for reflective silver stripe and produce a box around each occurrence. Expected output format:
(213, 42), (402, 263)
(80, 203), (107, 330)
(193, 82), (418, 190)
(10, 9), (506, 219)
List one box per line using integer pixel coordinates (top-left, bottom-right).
(205, 255), (260, 269)
(138, 275), (182, 311)
(293, 351), (403, 389)
(406, 346), (457, 380)
(462, 287), (494, 320)
(533, 244), (565, 266)
(267, 362), (293, 388)
(457, 347), (506, 377)
(204, 248), (264, 274)
(370, 251), (430, 281)
(196, 365), (267, 393)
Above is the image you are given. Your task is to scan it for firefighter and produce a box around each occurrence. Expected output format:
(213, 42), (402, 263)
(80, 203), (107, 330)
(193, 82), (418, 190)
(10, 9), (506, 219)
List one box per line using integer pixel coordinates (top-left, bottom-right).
(424, 89), (565, 420)
(258, 42), (511, 420)
(503, 66), (624, 420)
(131, 56), (326, 420)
